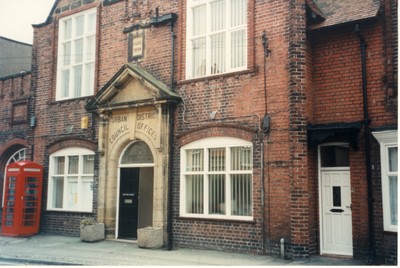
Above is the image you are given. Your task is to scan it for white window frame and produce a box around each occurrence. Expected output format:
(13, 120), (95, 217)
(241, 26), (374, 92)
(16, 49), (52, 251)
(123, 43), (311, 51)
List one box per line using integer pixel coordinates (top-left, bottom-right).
(372, 130), (398, 232)
(56, 8), (97, 101)
(180, 137), (253, 220)
(47, 147), (95, 212)
(186, 0), (248, 79)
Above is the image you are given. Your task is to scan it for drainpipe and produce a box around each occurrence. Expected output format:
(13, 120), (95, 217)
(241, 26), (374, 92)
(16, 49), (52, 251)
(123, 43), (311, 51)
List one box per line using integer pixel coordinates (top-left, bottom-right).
(167, 17), (176, 251)
(355, 24), (375, 263)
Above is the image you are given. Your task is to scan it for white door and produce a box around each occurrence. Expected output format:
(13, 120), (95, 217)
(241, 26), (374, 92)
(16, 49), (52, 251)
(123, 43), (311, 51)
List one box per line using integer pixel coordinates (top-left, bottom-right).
(321, 170), (353, 256)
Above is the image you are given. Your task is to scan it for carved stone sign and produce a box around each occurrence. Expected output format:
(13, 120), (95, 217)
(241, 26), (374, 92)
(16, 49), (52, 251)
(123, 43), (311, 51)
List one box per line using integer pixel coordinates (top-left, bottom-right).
(108, 113), (130, 144)
(129, 30), (144, 61)
(107, 108), (161, 148)
(136, 111), (158, 142)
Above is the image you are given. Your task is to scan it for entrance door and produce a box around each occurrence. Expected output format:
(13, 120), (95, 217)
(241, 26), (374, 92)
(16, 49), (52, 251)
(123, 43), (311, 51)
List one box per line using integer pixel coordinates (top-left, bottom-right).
(321, 171), (353, 255)
(319, 144), (352, 256)
(118, 168), (140, 239)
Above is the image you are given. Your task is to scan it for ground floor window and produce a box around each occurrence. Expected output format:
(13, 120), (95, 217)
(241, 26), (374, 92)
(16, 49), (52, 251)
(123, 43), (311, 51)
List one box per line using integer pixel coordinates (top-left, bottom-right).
(372, 130), (398, 232)
(47, 147), (94, 212)
(180, 137), (253, 220)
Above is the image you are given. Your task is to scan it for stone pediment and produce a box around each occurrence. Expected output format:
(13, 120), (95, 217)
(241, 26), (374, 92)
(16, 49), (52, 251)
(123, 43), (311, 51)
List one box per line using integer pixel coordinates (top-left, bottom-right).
(86, 63), (180, 112)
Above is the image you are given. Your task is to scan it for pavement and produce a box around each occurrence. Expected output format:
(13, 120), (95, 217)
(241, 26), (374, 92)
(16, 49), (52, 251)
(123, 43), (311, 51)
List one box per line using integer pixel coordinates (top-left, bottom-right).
(0, 233), (369, 266)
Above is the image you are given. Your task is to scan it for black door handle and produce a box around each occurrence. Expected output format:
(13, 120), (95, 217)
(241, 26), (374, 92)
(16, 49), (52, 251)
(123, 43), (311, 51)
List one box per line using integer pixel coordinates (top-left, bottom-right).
(330, 209), (344, 213)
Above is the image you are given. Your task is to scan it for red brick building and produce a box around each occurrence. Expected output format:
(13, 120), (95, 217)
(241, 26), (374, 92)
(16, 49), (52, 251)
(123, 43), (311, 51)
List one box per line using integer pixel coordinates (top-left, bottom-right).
(0, 0), (397, 264)
(0, 36), (33, 221)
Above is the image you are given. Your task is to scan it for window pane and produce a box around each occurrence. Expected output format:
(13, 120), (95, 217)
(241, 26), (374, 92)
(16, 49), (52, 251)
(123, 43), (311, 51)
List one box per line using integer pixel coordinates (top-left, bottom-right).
(209, 148), (225, 171)
(231, 0), (246, 27)
(84, 62), (95, 96)
(332, 186), (341, 207)
(231, 174), (251, 216)
(68, 156), (79, 174)
(211, 33), (225, 74)
(211, 0), (225, 32)
(75, 15), (84, 37)
(209, 174), (225, 214)
(192, 5), (206, 35)
(62, 42), (71, 66)
(231, 29), (246, 69)
(53, 177), (64, 208)
(388, 147), (398, 172)
(74, 65), (82, 97)
(121, 141), (153, 164)
(231, 146), (252, 171)
(67, 177), (78, 210)
(86, 35), (96, 62)
(82, 177), (93, 211)
(186, 175), (203, 213)
(192, 38), (206, 77)
(389, 176), (398, 225)
(54, 157), (65, 175)
(87, 12), (96, 33)
(186, 149), (204, 172)
(74, 38), (83, 64)
(63, 19), (72, 40)
(83, 155), (94, 174)
(61, 70), (70, 98)
(320, 146), (349, 167)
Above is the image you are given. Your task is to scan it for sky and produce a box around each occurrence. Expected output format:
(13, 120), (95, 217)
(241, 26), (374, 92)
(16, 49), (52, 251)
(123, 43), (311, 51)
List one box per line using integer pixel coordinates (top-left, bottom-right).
(0, 0), (56, 44)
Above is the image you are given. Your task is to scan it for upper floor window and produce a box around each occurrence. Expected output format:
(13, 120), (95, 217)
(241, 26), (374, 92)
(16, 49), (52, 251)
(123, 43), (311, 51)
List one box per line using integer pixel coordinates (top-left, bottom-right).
(47, 147), (95, 212)
(372, 130), (398, 232)
(186, 0), (247, 79)
(180, 137), (253, 220)
(56, 8), (97, 101)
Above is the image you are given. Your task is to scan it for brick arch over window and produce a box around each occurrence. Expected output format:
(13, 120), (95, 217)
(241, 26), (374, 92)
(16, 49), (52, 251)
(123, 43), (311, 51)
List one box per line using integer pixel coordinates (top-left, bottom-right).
(178, 125), (254, 147)
(47, 138), (97, 155)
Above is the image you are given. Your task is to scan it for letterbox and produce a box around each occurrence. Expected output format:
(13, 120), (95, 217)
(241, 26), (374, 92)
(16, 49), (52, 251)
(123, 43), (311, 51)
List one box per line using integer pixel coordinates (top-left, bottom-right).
(1, 161), (43, 237)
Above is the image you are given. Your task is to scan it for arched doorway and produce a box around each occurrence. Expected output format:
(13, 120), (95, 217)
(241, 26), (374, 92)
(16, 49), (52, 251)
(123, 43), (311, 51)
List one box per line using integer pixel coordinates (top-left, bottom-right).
(117, 141), (154, 239)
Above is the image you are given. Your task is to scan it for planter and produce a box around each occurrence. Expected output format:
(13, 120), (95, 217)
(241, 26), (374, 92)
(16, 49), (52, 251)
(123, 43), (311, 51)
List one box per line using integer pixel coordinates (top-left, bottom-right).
(137, 227), (163, 249)
(80, 223), (105, 242)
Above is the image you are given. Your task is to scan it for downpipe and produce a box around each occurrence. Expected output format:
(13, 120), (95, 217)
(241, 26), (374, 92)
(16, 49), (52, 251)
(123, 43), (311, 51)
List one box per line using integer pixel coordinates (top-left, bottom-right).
(167, 17), (176, 251)
(355, 24), (375, 263)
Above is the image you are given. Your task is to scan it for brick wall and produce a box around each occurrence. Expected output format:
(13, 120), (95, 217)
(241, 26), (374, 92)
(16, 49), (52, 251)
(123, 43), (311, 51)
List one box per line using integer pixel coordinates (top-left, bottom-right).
(27, 0), (397, 263)
(309, 15), (397, 263)
(32, 0), (179, 236)
(172, 0), (310, 257)
(0, 72), (33, 222)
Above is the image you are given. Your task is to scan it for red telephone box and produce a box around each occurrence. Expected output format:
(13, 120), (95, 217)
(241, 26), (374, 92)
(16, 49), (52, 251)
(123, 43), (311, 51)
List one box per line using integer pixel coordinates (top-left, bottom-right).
(1, 161), (43, 237)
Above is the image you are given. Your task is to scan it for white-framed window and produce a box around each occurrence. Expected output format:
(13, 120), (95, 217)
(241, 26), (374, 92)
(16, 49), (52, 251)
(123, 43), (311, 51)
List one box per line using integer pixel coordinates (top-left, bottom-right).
(180, 137), (253, 220)
(372, 130), (398, 232)
(56, 8), (97, 100)
(47, 147), (94, 212)
(186, 0), (247, 79)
